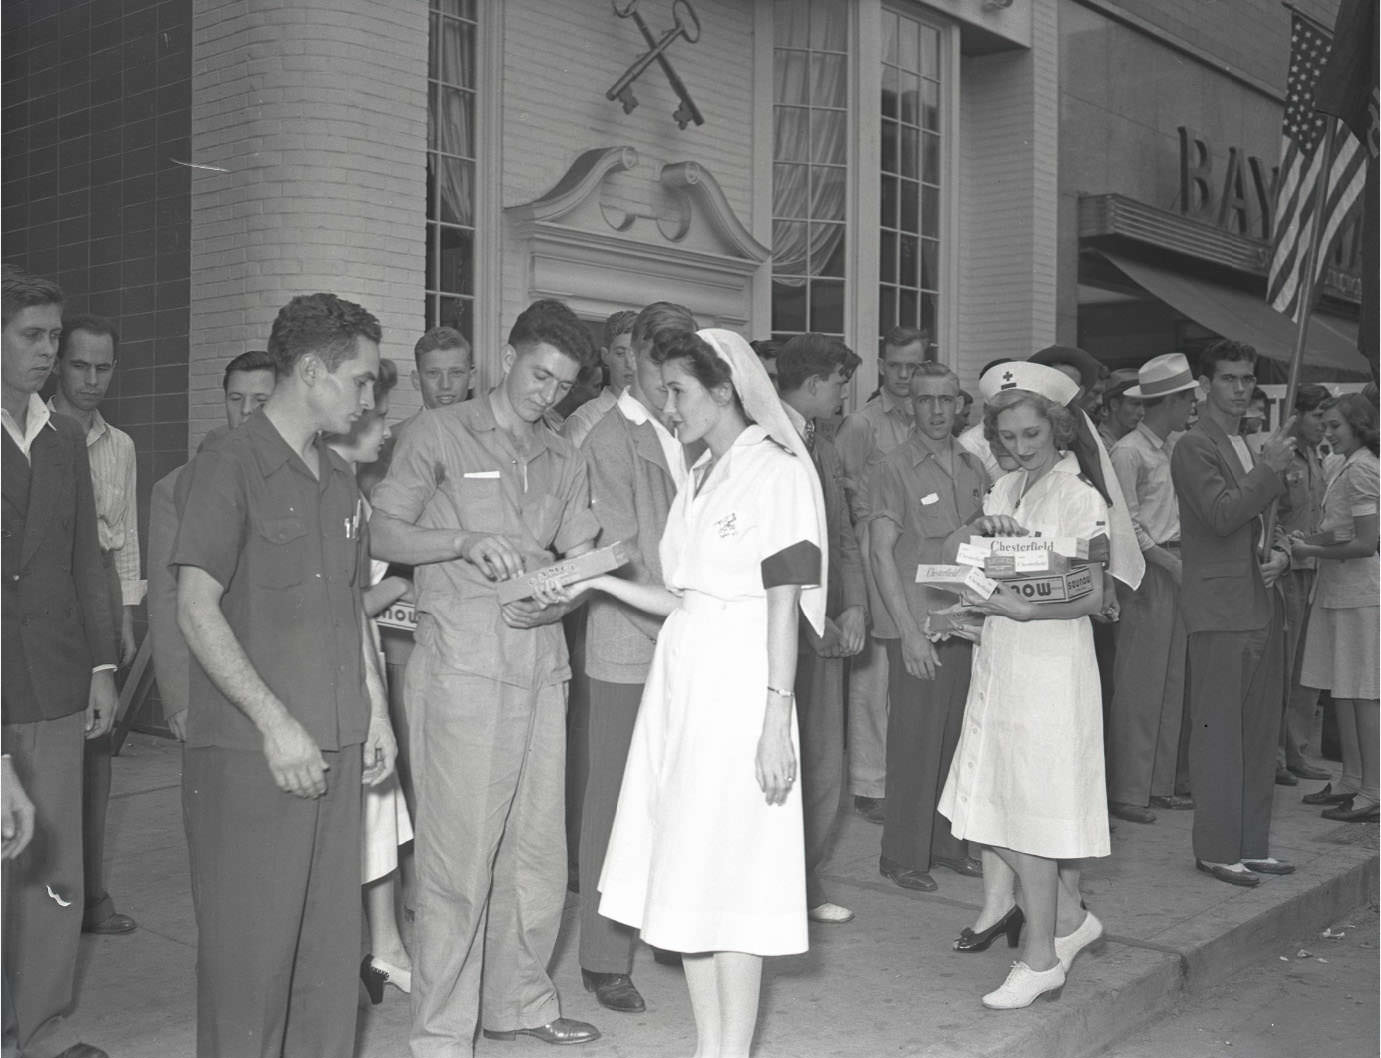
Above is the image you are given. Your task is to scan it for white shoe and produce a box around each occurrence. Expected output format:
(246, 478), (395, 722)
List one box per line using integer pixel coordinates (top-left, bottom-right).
(808, 901), (855, 924)
(370, 956), (412, 994)
(981, 960), (1066, 1009)
(1054, 911), (1104, 973)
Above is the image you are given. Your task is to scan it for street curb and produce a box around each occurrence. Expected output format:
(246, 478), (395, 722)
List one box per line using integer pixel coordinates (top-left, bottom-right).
(972, 849), (1379, 1058)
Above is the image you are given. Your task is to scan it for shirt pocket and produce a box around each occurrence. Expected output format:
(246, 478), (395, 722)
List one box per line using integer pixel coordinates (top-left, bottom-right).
(253, 514), (308, 588)
(457, 477), (505, 534)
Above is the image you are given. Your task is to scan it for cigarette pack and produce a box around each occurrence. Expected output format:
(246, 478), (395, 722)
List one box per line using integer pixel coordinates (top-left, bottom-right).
(923, 609), (984, 644)
(496, 540), (634, 604)
(982, 551), (1071, 577)
(914, 564), (998, 600)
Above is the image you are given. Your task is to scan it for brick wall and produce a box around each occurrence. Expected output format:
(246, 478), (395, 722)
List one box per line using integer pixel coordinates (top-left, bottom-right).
(956, 0), (1061, 393)
(2, 0), (192, 556)
(187, 0), (429, 447)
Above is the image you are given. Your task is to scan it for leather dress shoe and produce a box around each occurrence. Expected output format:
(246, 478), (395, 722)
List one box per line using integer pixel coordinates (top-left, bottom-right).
(1195, 859), (1260, 887)
(879, 855), (937, 892)
(1274, 766), (1299, 786)
(651, 947), (682, 966)
(1323, 798), (1380, 822)
(483, 1018), (601, 1045)
(1303, 783), (1355, 806)
(854, 795), (885, 824)
(933, 854), (983, 878)
(1109, 801), (1156, 824)
(82, 911), (137, 935)
(1149, 794), (1194, 810)
(55, 1046), (109, 1058)
(581, 970), (645, 1013)
(1242, 858), (1295, 875)
(1288, 761), (1332, 781)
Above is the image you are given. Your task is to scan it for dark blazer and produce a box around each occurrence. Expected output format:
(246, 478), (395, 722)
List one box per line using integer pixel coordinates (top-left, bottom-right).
(2, 413), (117, 725)
(812, 421), (868, 629)
(1170, 417), (1285, 635)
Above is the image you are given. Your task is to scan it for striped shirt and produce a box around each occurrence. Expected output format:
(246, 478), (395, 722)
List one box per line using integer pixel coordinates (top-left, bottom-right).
(48, 399), (145, 606)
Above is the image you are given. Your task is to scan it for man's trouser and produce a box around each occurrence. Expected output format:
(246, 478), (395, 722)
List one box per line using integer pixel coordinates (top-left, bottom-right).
(578, 677), (642, 974)
(183, 744), (362, 1058)
(81, 549), (125, 926)
(2, 712), (85, 1053)
(847, 639), (889, 799)
(564, 614), (590, 886)
(1187, 623), (1282, 864)
(1276, 569), (1322, 769)
(1108, 563), (1186, 806)
(408, 644), (567, 1058)
(881, 638), (969, 871)
(796, 644), (845, 909)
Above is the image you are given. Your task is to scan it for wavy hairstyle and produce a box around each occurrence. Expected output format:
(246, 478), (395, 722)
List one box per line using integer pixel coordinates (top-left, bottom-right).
(983, 389), (1078, 450)
(1323, 392), (1379, 456)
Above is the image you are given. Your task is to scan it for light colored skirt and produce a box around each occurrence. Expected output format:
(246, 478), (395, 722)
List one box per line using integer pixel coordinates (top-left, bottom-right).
(1300, 605), (1379, 700)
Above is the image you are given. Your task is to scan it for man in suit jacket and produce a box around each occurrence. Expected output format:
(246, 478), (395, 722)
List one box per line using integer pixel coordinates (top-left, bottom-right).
(777, 334), (869, 922)
(575, 301), (695, 1012)
(1, 265), (116, 1058)
(1171, 339), (1296, 887)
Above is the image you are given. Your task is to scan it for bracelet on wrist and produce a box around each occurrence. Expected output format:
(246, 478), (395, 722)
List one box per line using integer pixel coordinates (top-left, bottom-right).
(767, 685), (794, 699)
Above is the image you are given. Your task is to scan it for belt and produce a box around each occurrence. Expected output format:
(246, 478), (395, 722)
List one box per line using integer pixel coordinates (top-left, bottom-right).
(1158, 540), (1181, 550)
(679, 590), (753, 615)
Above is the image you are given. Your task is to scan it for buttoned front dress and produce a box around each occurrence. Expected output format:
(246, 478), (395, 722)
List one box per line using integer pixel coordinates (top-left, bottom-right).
(599, 427), (822, 956)
(938, 453), (1111, 859)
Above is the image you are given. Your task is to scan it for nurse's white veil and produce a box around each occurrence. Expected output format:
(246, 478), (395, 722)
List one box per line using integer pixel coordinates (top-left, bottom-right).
(697, 327), (829, 636)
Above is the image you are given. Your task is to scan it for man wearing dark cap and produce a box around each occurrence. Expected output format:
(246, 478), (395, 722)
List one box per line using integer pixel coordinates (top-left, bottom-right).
(1030, 344), (1108, 419)
(1099, 370), (1144, 451)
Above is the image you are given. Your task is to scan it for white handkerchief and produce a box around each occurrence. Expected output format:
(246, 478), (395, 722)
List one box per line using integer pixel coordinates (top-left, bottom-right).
(921, 492), (940, 505)
(464, 470), (501, 479)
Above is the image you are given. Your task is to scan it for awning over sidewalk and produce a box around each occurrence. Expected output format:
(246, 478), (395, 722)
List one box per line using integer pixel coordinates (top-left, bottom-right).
(1096, 250), (1367, 375)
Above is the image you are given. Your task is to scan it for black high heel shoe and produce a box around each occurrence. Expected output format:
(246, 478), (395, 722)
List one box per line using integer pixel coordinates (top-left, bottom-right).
(953, 906), (1024, 953)
(360, 955), (387, 1005)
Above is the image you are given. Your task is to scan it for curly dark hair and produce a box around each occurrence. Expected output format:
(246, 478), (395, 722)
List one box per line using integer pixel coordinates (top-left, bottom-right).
(507, 299), (596, 369)
(267, 293), (382, 377)
(983, 389), (1078, 450)
(651, 331), (733, 392)
(1323, 393), (1380, 456)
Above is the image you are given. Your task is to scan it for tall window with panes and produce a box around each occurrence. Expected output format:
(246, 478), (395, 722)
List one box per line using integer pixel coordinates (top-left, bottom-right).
(771, 0), (848, 342)
(426, 0), (477, 340)
(771, 3), (946, 357)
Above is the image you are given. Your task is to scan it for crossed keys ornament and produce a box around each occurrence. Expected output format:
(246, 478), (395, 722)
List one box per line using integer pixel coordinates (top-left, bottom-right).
(606, 0), (705, 129)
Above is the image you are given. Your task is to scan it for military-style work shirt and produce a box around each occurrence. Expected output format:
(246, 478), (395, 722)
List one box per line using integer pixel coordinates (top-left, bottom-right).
(172, 411), (371, 751)
(867, 434), (988, 639)
(370, 392), (600, 690)
(834, 389), (915, 524)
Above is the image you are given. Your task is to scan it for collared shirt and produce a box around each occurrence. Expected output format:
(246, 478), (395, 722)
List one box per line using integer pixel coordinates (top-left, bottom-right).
(1278, 442), (1326, 571)
(172, 411), (371, 751)
(617, 387), (687, 492)
(867, 434), (988, 639)
(1110, 422), (1180, 551)
(562, 387), (619, 449)
(0, 393), (54, 459)
(370, 391), (601, 689)
(834, 389), (915, 523)
(47, 400), (145, 605)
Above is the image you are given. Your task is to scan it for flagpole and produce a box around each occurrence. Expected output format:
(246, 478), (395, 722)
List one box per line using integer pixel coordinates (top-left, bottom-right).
(1262, 119), (1338, 560)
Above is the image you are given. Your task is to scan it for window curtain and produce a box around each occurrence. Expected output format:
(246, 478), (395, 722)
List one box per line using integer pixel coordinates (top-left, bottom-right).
(772, 5), (847, 286)
(432, 17), (474, 228)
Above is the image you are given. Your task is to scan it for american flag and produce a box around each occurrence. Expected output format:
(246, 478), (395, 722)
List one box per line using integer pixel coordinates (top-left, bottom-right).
(1266, 9), (1368, 321)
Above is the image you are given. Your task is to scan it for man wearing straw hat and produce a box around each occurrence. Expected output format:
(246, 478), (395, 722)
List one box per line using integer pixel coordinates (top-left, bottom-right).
(1106, 354), (1199, 825)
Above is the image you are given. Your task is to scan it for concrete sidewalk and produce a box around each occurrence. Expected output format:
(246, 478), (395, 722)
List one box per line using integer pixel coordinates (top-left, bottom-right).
(67, 736), (1377, 1057)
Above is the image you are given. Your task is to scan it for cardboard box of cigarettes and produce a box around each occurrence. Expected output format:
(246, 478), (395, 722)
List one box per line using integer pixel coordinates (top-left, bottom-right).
(496, 540), (633, 604)
(996, 563), (1097, 605)
(375, 601), (417, 632)
(959, 533), (1109, 578)
(914, 564), (998, 600)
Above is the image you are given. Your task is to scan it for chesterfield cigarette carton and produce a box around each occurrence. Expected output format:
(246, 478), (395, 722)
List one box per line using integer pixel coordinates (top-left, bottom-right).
(496, 540), (633, 604)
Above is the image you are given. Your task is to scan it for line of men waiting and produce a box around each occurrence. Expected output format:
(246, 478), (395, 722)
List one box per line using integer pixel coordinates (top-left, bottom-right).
(3, 252), (1377, 1058)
